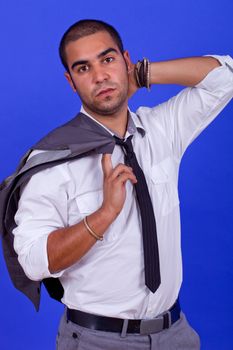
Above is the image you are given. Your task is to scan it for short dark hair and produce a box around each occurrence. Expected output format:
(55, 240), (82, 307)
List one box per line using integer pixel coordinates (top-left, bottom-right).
(59, 19), (124, 71)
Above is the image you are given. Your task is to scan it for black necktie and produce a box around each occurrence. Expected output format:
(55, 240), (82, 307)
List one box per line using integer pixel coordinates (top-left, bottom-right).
(114, 135), (161, 293)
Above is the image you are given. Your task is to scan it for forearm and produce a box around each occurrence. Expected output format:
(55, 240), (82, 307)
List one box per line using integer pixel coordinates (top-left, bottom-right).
(47, 206), (116, 273)
(150, 56), (221, 86)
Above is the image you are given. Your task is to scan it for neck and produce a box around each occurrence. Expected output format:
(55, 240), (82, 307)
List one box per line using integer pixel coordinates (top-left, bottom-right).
(82, 104), (128, 138)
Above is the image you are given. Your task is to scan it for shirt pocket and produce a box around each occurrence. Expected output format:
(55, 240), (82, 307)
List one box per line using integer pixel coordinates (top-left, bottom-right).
(75, 190), (118, 243)
(76, 189), (103, 215)
(150, 157), (180, 216)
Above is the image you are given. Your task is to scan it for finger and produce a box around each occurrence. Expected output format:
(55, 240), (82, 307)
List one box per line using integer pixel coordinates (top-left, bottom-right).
(115, 172), (137, 185)
(101, 153), (113, 177)
(111, 164), (134, 179)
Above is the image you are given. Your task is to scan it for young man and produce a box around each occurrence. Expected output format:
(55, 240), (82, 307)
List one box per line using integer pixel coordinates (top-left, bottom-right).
(12, 19), (233, 349)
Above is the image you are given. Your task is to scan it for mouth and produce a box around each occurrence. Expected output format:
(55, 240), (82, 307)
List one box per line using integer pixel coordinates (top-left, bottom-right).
(96, 88), (116, 97)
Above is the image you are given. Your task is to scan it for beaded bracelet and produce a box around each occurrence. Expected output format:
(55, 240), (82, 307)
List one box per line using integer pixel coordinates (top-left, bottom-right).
(134, 57), (151, 91)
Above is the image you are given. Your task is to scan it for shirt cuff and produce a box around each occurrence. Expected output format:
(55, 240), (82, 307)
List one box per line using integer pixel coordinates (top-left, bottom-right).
(204, 54), (233, 70)
(195, 55), (233, 90)
(17, 233), (64, 281)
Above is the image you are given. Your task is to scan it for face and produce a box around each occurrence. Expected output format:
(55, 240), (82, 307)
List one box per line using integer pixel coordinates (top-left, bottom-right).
(64, 31), (131, 118)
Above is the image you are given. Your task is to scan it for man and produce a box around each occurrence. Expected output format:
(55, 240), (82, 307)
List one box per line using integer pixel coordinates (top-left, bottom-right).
(11, 19), (233, 349)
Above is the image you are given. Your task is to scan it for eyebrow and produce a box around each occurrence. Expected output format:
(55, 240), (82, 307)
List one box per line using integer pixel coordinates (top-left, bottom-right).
(71, 47), (118, 71)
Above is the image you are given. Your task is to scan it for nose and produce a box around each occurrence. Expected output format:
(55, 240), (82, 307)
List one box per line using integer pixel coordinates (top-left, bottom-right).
(92, 64), (109, 84)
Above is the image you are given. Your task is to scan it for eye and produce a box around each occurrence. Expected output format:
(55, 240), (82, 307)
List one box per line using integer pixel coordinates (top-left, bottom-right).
(78, 65), (89, 73)
(104, 56), (114, 63)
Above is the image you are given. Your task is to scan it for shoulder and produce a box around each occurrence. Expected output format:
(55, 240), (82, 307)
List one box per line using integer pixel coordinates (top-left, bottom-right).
(133, 104), (170, 132)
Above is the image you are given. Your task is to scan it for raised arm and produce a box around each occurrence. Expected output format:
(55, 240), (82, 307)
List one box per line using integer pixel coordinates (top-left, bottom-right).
(149, 56), (220, 86)
(128, 55), (221, 97)
(135, 54), (233, 159)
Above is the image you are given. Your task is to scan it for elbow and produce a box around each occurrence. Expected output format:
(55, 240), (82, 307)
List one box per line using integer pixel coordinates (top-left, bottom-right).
(47, 258), (61, 275)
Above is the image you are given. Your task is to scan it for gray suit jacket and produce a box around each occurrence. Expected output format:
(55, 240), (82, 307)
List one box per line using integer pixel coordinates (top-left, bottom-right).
(0, 113), (116, 310)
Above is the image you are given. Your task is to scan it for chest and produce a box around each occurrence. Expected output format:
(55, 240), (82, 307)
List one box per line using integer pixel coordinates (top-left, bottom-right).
(66, 132), (179, 218)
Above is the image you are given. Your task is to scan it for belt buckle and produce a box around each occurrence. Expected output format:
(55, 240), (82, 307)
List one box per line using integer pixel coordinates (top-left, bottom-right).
(140, 316), (163, 335)
(140, 311), (171, 335)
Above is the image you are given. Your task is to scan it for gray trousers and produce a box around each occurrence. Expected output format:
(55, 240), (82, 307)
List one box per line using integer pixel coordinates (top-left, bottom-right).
(56, 311), (200, 350)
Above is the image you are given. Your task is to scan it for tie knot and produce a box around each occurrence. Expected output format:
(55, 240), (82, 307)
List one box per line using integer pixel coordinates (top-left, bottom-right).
(114, 135), (134, 155)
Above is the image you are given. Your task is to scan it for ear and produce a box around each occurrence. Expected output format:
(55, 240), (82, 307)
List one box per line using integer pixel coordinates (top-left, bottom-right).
(64, 72), (77, 92)
(123, 50), (133, 72)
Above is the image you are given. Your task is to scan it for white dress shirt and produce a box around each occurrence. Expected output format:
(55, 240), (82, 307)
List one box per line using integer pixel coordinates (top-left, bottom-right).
(13, 55), (233, 319)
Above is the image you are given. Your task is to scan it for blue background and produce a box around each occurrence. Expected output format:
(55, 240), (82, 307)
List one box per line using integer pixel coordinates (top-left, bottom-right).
(0, 1), (232, 349)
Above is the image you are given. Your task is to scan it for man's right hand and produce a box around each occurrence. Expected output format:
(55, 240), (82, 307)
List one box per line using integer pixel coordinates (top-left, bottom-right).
(101, 153), (137, 219)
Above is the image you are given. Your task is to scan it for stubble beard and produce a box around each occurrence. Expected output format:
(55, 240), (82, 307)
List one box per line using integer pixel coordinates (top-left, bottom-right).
(88, 93), (127, 116)
(78, 82), (128, 117)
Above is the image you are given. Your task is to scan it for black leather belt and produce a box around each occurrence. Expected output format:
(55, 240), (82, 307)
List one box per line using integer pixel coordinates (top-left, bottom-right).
(67, 300), (181, 335)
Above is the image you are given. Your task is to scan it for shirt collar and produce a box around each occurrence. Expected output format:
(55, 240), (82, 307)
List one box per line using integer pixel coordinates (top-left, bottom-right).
(80, 106), (146, 139)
